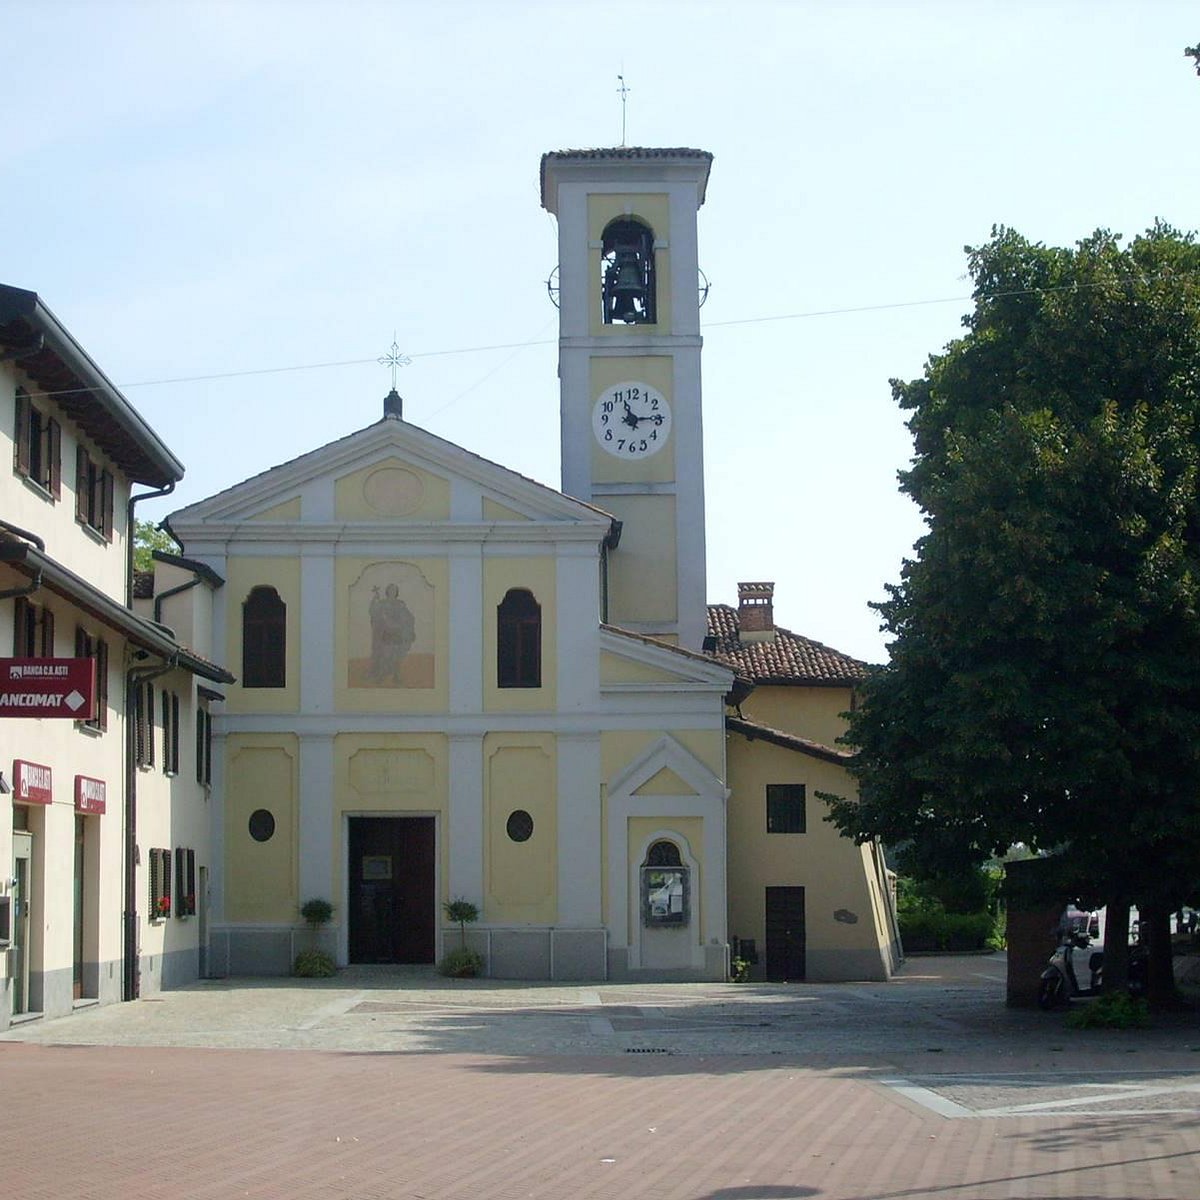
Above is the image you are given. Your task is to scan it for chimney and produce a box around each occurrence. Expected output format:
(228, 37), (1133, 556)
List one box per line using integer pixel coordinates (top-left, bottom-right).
(738, 581), (775, 643)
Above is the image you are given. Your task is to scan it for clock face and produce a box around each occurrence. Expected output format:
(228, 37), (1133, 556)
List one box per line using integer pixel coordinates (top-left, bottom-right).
(592, 381), (672, 458)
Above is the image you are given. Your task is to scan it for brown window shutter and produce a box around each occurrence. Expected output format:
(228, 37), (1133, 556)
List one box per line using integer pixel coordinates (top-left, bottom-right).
(47, 418), (61, 498)
(149, 847), (160, 915)
(96, 640), (109, 731)
(75, 446), (88, 523)
(13, 596), (29, 656)
(101, 469), (114, 540)
(187, 849), (196, 914)
(40, 606), (55, 657)
(14, 389), (31, 477)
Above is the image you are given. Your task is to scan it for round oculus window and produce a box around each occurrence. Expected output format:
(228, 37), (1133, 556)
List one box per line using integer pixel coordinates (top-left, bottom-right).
(248, 808), (276, 843)
(506, 809), (534, 843)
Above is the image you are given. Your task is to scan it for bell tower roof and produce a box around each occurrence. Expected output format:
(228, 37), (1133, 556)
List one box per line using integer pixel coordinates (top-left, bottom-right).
(540, 147), (713, 213)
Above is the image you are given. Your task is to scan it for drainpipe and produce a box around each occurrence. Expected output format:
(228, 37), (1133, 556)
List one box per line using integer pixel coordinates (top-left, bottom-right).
(153, 575), (202, 626)
(126, 483), (176, 607)
(122, 655), (177, 1002)
(0, 520), (45, 600)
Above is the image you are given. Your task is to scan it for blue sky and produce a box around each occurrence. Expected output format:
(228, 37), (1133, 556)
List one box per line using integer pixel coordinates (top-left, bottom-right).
(4, 0), (1197, 661)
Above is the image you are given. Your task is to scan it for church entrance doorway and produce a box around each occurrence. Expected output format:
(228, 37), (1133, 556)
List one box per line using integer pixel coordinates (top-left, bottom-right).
(347, 816), (435, 964)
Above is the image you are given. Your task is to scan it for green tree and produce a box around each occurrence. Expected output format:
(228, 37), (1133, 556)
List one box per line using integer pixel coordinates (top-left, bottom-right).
(826, 224), (1200, 1005)
(133, 519), (176, 572)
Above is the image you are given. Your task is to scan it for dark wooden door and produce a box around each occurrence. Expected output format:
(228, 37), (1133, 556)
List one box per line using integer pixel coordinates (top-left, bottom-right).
(348, 817), (435, 964)
(765, 886), (806, 981)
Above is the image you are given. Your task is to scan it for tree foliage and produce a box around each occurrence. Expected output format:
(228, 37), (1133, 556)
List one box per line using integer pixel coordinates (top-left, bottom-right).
(133, 519), (176, 572)
(827, 224), (1200, 928)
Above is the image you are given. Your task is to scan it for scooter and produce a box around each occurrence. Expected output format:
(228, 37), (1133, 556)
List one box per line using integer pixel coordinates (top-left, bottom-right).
(1038, 930), (1103, 1009)
(1037, 933), (1149, 1009)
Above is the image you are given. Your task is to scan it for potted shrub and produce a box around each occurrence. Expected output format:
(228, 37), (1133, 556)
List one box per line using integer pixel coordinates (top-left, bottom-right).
(439, 897), (484, 978)
(294, 897), (336, 978)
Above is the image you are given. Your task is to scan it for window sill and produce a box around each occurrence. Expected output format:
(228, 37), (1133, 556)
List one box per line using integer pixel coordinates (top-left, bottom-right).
(75, 722), (105, 738)
(18, 474), (56, 504)
(77, 520), (110, 546)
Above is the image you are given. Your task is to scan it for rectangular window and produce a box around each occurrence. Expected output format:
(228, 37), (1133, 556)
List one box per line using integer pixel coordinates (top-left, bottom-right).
(149, 846), (171, 920)
(161, 690), (180, 775)
(766, 784), (807, 834)
(195, 706), (213, 787)
(75, 445), (114, 540)
(13, 387), (61, 498)
(12, 596), (54, 657)
(174, 847), (196, 917)
(74, 627), (108, 732)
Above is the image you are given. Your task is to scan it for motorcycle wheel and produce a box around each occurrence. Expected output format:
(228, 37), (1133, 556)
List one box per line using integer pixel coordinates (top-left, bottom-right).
(1038, 976), (1064, 1010)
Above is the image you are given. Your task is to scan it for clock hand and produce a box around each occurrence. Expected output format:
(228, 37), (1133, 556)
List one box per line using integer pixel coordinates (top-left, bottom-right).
(621, 400), (641, 430)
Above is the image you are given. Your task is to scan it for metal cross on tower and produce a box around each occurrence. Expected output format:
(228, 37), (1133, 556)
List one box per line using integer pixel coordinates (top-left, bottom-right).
(378, 336), (411, 390)
(616, 74), (630, 146)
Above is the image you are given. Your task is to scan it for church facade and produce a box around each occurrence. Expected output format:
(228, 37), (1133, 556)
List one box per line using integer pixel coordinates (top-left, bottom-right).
(163, 147), (900, 983)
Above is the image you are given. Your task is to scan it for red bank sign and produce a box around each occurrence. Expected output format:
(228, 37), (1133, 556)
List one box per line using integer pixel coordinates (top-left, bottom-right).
(13, 759), (52, 805)
(75, 775), (107, 815)
(0, 658), (95, 718)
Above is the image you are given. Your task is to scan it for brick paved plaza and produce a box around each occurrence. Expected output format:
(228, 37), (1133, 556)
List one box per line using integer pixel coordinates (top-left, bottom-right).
(3, 956), (1200, 1199)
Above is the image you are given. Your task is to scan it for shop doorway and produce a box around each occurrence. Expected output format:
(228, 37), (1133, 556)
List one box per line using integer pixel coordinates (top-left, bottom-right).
(12, 830), (32, 1015)
(347, 817), (435, 964)
(73, 817), (85, 1000)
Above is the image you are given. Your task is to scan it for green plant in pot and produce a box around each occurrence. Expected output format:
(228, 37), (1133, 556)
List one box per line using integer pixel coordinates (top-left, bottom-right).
(439, 897), (484, 978)
(294, 897), (336, 978)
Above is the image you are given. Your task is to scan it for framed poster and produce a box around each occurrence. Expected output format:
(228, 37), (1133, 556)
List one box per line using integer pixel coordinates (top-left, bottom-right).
(362, 855), (392, 881)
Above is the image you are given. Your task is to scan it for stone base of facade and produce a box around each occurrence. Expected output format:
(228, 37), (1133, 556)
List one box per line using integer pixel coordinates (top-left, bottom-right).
(606, 942), (728, 982)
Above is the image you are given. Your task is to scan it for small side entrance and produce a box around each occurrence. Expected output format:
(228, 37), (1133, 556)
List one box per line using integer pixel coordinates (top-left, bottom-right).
(765, 885), (806, 982)
(12, 829), (33, 1015)
(348, 816), (435, 964)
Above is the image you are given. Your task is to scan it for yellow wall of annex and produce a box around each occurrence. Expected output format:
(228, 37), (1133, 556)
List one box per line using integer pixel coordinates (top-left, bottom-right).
(334, 733), (448, 905)
(741, 685), (855, 750)
(599, 652), (691, 686)
(333, 556), (449, 712)
(724, 736), (889, 969)
(605, 495), (677, 626)
(224, 557), (302, 714)
(484, 734), (556, 924)
(334, 457), (450, 521)
(224, 736), (298, 923)
(482, 556), (556, 712)
(587, 193), (672, 336)
(589, 356), (676, 484)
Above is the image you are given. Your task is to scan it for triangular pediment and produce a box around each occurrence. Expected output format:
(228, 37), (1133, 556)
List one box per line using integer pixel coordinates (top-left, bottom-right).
(599, 627), (734, 693)
(166, 415), (614, 539)
(633, 766), (696, 796)
(608, 734), (726, 802)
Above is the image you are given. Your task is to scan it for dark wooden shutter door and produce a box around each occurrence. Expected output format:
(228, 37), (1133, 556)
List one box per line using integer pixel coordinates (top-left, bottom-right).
(40, 606), (54, 656)
(101, 470), (114, 540)
(95, 640), (109, 731)
(75, 447), (88, 522)
(47, 418), (61, 497)
(14, 391), (30, 476)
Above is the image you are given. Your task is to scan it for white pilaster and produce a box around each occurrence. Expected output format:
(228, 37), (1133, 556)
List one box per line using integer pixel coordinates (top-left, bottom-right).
(447, 733), (484, 905)
(298, 734), (334, 902)
(299, 547), (334, 712)
(555, 547), (600, 711)
(555, 732), (602, 925)
(448, 549), (483, 713)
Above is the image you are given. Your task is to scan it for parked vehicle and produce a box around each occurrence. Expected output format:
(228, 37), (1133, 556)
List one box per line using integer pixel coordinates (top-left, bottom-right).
(1037, 929), (1148, 1009)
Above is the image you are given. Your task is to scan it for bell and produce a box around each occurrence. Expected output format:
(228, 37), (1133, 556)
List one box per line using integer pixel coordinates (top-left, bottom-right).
(607, 248), (646, 323)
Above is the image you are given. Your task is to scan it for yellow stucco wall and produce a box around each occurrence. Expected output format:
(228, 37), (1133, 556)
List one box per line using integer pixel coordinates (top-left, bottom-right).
(741, 685), (855, 749)
(334, 457), (450, 521)
(725, 734), (889, 969)
(483, 498), (529, 521)
(482, 556), (557, 712)
(587, 193), (672, 336)
(334, 557), (449, 712)
(605, 495), (677, 627)
(600, 729), (723, 781)
(224, 736), (298, 922)
(224, 557), (302, 714)
(247, 497), (301, 521)
(589, 356), (676, 484)
(599, 652), (691, 685)
(334, 733), (448, 906)
(484, 734), (556, 924)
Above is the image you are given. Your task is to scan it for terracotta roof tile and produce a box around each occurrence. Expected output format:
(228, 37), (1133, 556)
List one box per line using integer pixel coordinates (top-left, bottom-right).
(726, 716), (853, 765)
(705, 604), (869, 686)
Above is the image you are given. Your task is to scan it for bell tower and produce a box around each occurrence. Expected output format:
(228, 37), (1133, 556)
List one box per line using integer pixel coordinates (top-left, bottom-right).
(541, 148), (712, 648)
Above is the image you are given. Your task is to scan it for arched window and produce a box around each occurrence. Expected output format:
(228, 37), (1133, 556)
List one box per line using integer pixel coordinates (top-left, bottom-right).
(242, 586), (286, 688)
(497, 588), (541, 688)
(642, 840), (688, 926)
(601, 217), (656, 325)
